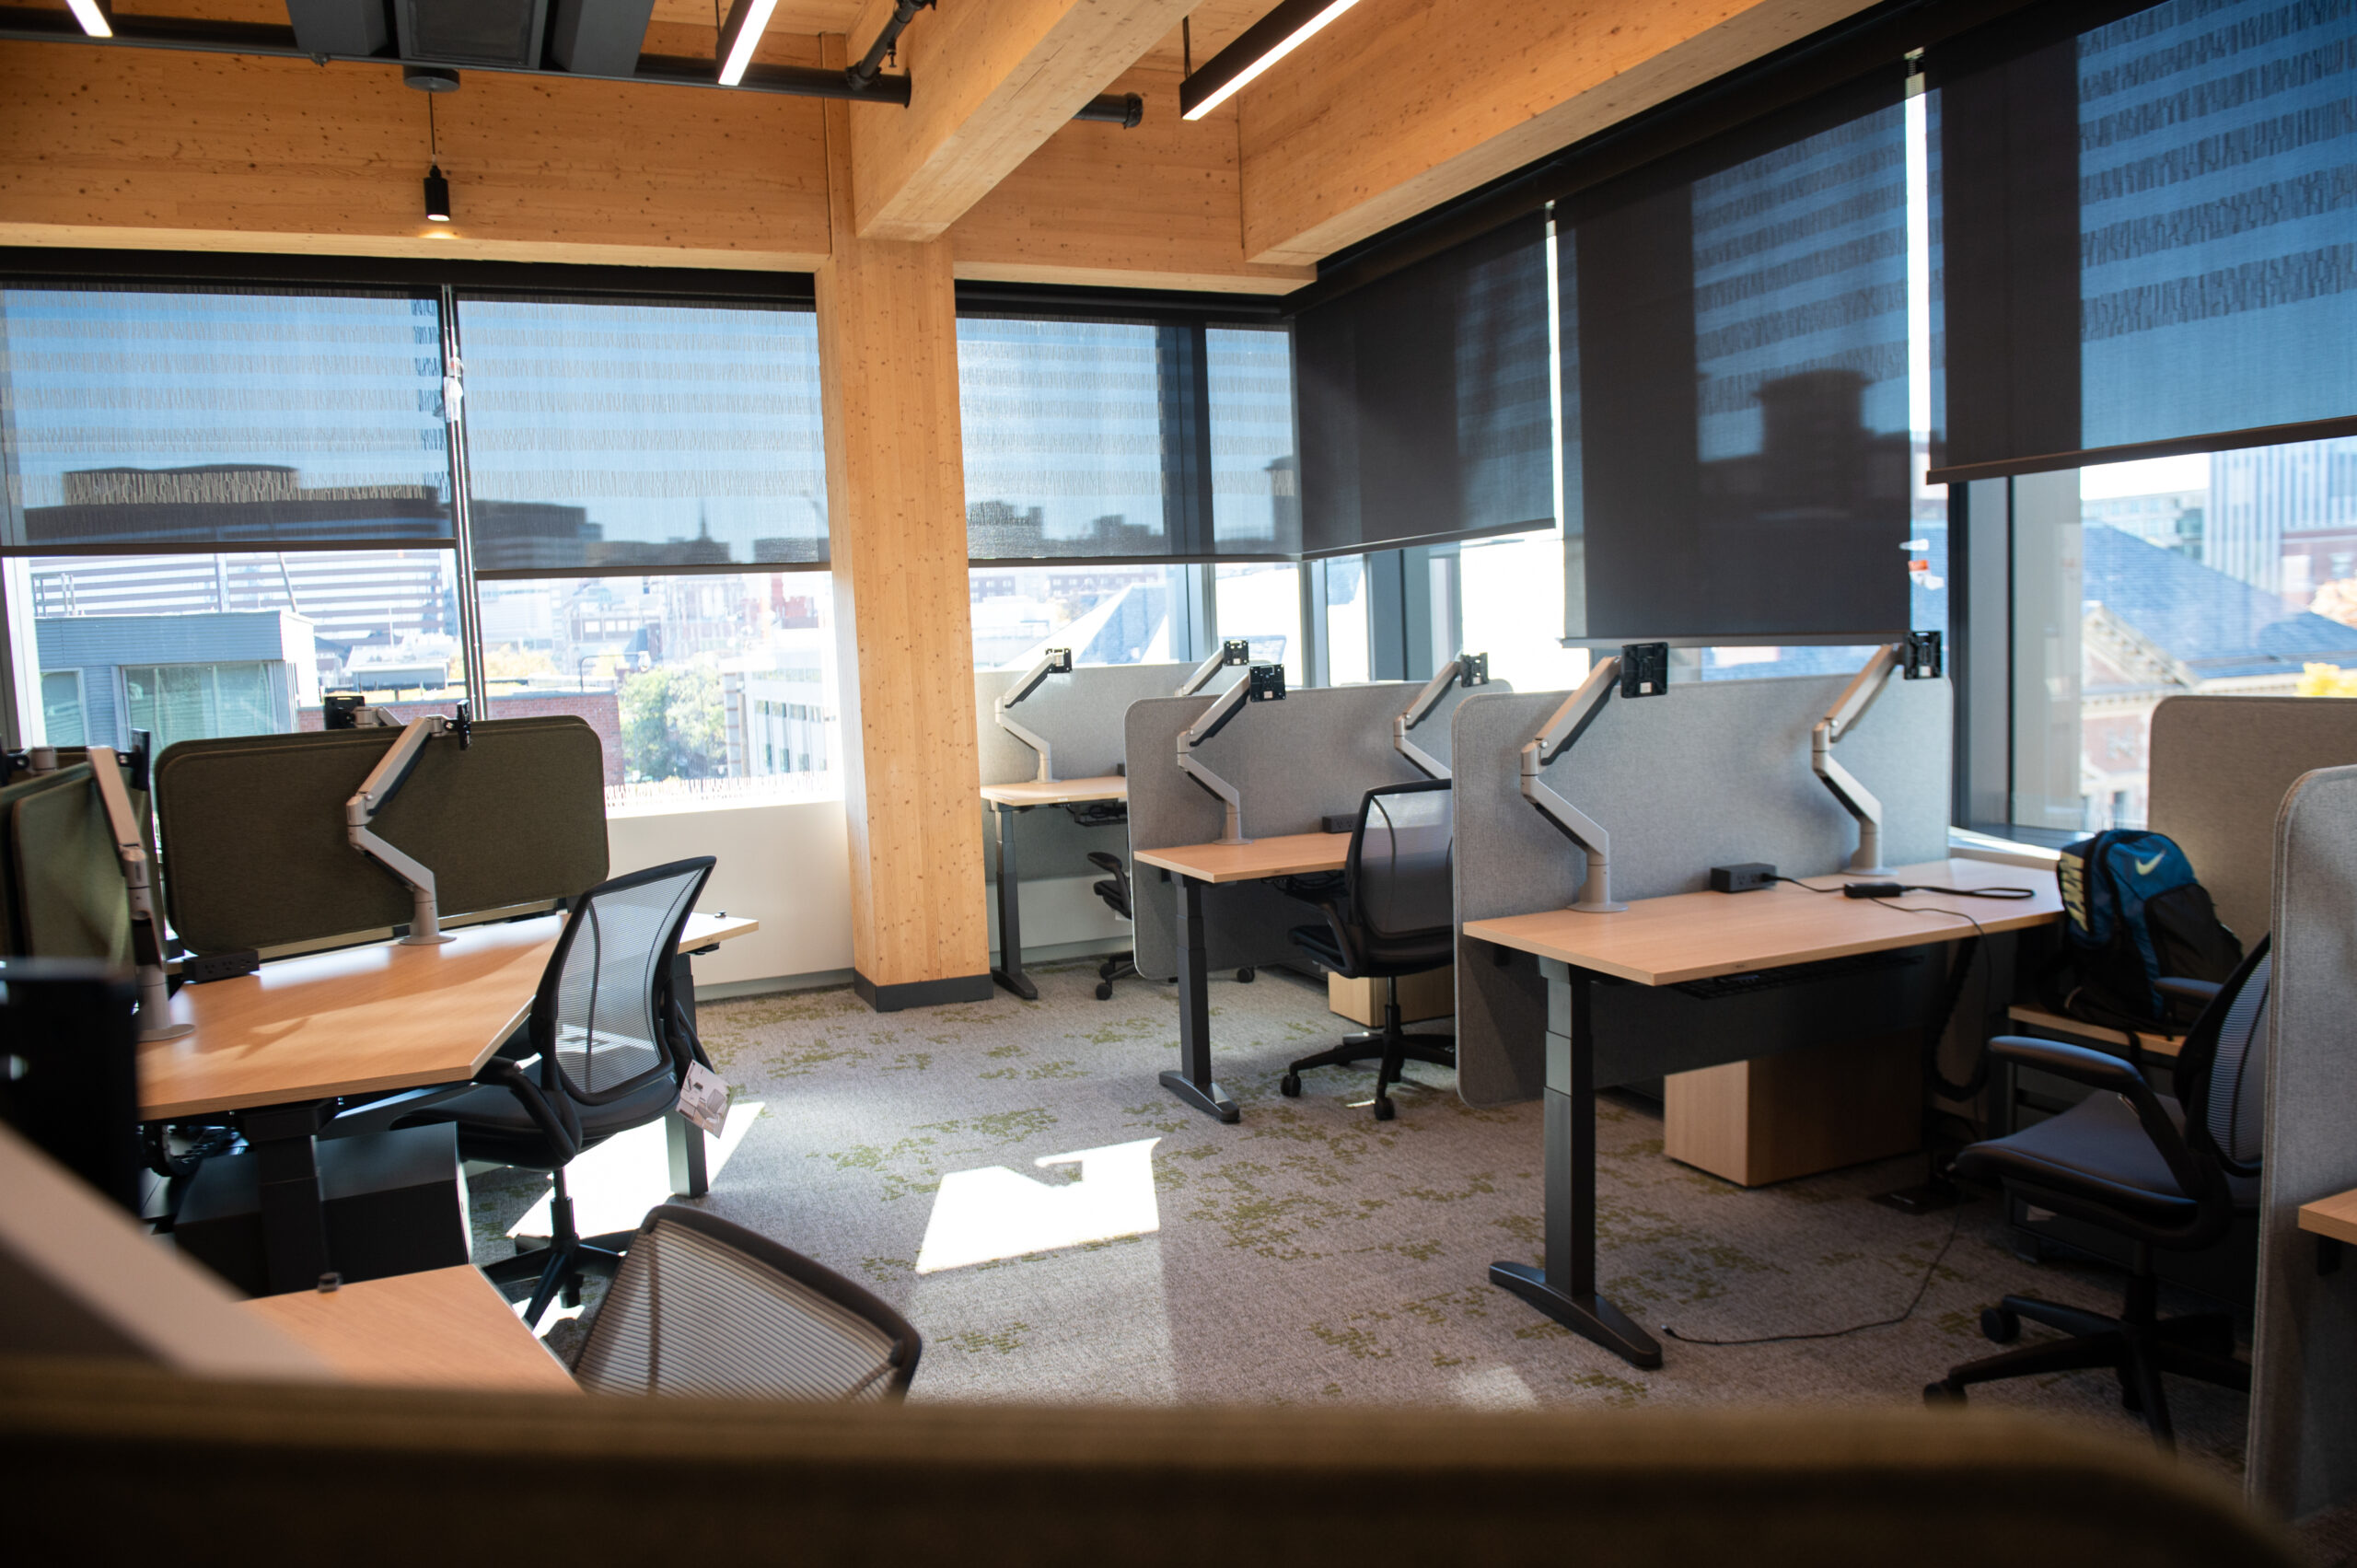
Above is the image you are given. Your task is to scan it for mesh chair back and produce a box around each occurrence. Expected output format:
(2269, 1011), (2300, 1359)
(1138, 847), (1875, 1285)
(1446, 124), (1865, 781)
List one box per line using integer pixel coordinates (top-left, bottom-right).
(1347, 781), (1454, 939)
(2183, 937), (2272, 1175)
(573, 1206), (921, 1400)
(537, 858), (714, 1104)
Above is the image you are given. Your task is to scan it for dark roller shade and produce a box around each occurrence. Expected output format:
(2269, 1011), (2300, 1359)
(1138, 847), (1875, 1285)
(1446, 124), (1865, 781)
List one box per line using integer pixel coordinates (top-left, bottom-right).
(155, 715), (610, 957)
(1562, 79), (1917, 644)
(1932, 0), (2357, 482)
(1295, 213), (1555, 558)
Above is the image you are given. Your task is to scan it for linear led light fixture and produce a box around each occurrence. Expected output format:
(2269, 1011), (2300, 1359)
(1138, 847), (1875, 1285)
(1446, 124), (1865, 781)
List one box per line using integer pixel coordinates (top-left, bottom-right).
(1177, 663), (1285, 845)
(1520, 645), (1667, 914)
(1179, 0), (1359, 121)
(716, 0), (780, 87)
(65, 0), (110, 38)
(1814, 631), (1942, 875)
(346, 707), (471, 945)
(1176, 638), (1250, 697)
(1396, 651), (1489, 781)
(87, 742), (188, 1043)
(995, 647), (1071, 784)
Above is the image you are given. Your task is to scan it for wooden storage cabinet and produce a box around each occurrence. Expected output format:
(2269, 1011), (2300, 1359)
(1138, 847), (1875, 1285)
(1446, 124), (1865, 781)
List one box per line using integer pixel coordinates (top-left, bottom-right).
(1664, 1030), (1920, 1188)
(1328, 966), (1454, 1027)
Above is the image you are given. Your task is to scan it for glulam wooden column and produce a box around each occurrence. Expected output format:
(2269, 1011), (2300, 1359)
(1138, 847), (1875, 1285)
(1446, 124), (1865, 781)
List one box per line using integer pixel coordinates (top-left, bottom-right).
(815, 46), (992, 1011)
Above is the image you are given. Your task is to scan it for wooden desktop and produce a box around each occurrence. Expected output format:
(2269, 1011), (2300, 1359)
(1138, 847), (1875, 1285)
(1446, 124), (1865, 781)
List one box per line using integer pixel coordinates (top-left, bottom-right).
(241, 1264), (581, 1394)
(980, 774), (1128, 1000)
(1463, 858), (2063, 1369)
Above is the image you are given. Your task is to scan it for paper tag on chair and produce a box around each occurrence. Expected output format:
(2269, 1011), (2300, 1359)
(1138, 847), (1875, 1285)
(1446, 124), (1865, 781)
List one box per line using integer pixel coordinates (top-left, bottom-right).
(676, 1063), (730, 1138)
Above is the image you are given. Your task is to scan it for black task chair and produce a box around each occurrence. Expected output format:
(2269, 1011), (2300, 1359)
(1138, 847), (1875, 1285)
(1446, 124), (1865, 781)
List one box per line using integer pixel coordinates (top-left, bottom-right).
(1926, 938), (2271, 1446)
(1085, 850), (1141, 1000)
(397, 858), (717, 1327)
(1276, 779), (1455, 1121)
(567, 1205), (922, 1400)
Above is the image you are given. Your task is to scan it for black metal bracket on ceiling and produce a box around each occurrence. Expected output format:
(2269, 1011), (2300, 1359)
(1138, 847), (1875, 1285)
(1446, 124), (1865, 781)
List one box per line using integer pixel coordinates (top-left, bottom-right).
(0, 5), (908, 103)
(0, 5), (1147, 123)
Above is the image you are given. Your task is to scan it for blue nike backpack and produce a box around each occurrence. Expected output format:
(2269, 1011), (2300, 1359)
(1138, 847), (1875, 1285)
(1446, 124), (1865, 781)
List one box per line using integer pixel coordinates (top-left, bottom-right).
(2052, 830), (2243, 1031)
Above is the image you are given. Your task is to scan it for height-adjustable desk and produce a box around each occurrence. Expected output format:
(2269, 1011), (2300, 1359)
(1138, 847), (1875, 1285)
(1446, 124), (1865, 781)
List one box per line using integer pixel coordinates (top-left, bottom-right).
(144, 911), (758, 1295)
(979, 775), (1127, 1000)
(1463, 858), (2060, 1369)
(1131, 831), (1351, 1122)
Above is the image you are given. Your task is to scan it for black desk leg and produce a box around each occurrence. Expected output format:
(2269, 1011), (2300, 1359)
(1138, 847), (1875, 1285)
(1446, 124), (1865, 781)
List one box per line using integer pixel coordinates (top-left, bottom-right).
(1489, 961), (1662, 1369)
(990, 803), (1038, 1001)
(244, 1100), (331, 1296)
(1158, 872), (1237, 1123)
(666, 950), (710, 1199)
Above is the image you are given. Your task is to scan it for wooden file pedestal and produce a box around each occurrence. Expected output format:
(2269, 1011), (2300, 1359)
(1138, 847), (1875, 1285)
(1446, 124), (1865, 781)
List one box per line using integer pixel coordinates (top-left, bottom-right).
(1328, 967), (1454, 1027)
(1664, 1031), (1920, 1188)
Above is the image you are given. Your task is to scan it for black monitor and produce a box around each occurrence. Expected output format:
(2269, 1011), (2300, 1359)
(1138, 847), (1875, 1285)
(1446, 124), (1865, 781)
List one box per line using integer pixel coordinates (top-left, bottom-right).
(0, 958), (142, 1213)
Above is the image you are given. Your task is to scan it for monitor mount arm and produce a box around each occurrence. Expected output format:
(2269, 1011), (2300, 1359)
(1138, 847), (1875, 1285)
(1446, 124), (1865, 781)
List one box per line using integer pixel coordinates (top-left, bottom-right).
(346, 707), (471, 945)
(1396, 652), (1490, 781)
(1177, 664), (1284, 845)
(87, 739), (190, 1043)
(1813, 643), (1905, 875)
(1521, 656), (1626, 913)
(1175, 638), (1251, 697)
(994, 647), (1072, 784)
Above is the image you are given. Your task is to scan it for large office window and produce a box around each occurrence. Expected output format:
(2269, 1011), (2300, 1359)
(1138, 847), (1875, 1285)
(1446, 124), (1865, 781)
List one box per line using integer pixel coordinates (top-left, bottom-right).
(1213, 562), (1304, 687)
(0, 285), (467, 753)
(2010, 433), (2357, 834)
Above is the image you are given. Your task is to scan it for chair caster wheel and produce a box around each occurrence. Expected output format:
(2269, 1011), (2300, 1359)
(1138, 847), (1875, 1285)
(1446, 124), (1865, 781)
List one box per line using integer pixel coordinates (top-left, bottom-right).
(1374, 1098), (1396, 1121)
(1237, 967), (1254, 982)
(1981, 1307), (2021, 1344)
(1279, 1073), (1302, 1098)
(1095, 982), (1112, 1000)
(1923, 1381), (1964, 1405)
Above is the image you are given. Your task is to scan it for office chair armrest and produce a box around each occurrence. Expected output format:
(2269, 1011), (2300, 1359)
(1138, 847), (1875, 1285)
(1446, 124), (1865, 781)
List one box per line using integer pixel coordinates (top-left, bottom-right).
(1988, 1036), (2215, 1201)
(1308, 901), (1363, 974)
(496, 1057), (584, 1162)
(2156, 976), (2222, 1007)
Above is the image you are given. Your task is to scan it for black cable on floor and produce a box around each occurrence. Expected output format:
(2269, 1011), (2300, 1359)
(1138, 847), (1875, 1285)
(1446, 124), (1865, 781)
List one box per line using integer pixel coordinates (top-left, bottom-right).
(1661, 1202), (1969, 1347)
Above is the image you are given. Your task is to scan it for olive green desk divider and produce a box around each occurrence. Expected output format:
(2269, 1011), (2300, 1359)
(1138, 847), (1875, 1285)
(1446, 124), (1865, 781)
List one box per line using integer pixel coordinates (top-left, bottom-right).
(0, 764), (136, 964)
(155, 716), (610, 958)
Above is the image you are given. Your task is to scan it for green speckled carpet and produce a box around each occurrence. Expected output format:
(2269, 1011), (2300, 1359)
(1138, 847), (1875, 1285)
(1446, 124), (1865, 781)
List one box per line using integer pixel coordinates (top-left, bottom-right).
(469, 958), (2251, 1473)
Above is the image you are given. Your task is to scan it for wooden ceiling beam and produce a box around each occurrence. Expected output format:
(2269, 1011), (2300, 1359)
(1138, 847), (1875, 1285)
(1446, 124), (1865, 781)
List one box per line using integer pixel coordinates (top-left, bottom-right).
(1235, 0), (1883, 266)
(843, 0), (1197, 242)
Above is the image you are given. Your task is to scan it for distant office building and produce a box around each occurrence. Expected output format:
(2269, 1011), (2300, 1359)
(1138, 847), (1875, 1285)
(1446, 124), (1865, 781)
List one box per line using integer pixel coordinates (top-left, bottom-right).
(2082, 490), (2203, 558)
(2206, 437), (2357, 599)
(35, 610), (318, 753)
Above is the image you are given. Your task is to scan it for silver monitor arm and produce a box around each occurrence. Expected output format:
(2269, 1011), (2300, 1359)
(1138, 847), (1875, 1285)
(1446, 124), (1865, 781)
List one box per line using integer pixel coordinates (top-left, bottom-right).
(1520, 655), (1626, 913)
(1175, 638), (1251, 697)
(1813, 643), (1904, 875)
(87, 745), (190, 1042)
(994, 647), (1072, 784)
(1177, 664), (1284, 845)
(1395, 651), (1490, 781)
(346, 708), (470, 945)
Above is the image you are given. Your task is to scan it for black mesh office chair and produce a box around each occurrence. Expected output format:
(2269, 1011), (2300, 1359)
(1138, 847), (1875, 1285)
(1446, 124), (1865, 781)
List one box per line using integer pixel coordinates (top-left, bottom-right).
(1277, 779), (1455, 1121)
(1926, 937), (2270, 1446)
(398, 858), (716, 1327)
(568, 1205), (921, 1400)
(1085, 850), (1141, 1000)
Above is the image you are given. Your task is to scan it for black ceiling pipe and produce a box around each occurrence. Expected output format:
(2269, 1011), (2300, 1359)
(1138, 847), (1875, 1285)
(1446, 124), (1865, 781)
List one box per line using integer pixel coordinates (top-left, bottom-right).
(1074, 93), (1144, 128)
(846, 0), (933, 91)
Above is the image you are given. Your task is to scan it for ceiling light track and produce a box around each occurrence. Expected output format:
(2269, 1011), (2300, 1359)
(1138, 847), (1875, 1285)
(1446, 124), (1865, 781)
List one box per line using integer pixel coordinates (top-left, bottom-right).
(1178, 0), (1358, 122)
(0, 6), (914, 104)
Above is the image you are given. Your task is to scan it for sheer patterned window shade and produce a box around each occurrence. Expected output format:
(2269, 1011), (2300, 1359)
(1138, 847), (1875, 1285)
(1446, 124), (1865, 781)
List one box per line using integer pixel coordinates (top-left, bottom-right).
(1933, 0), (2357, 482)
(1295, 213), (1555, 559)
(1208, 326), (1301, 555)
(0, 286), (452, 553)
(1562, 81), (1917, 643)
(455, 296), (827, 574)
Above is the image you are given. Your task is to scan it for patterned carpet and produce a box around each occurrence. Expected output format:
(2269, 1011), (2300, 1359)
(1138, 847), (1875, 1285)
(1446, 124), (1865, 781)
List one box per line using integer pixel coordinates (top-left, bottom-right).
(469, 958), (2255, 1475)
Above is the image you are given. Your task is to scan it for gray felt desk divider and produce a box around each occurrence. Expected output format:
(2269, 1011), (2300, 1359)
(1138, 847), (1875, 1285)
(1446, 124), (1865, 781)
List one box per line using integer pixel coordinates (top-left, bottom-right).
(973, 663), (1228, 887)
(2149, 695), (2357, 944)
(1450, 675), (1953, 1108)
(1123, 679), (1507, 981)
(155, 715), (610, 957)
(2249, 764), (2357, 1519)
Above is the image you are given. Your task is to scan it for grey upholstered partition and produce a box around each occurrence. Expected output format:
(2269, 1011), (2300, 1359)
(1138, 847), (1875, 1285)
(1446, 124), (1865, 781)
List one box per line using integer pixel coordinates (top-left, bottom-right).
(2149, 696), (2357, 943)
(1451, 674), (1953, 1106)
(2249, 764), (2357, 1520)
(972, 663), (1222, 888)
(1123, 679), (1504, 980)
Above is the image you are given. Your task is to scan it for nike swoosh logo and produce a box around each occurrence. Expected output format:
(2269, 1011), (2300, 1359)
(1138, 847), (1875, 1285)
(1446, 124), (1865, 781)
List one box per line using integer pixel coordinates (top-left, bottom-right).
(2134, 853), (2165, 877)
